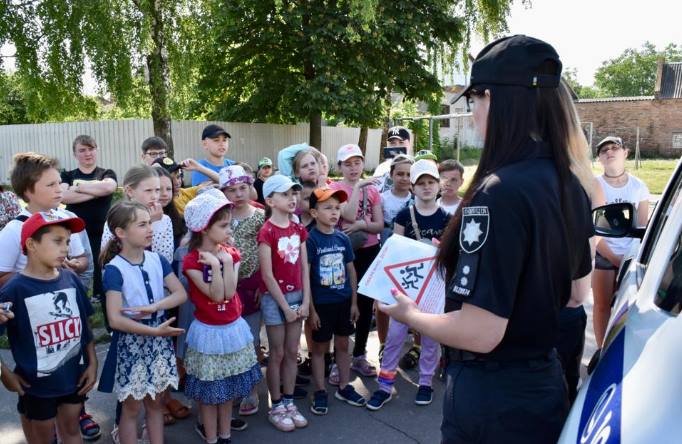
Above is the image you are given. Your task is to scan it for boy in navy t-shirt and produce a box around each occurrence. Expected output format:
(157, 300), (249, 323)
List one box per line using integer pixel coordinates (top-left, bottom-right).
(0, 211), (96, 443)
(307, 188), (366, 415)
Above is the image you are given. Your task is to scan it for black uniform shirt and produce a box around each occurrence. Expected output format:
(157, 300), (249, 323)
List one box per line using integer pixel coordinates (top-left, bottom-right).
(446, 139), (593, 361)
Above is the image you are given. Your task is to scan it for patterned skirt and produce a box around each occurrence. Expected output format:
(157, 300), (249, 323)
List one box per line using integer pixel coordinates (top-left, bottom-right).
(184, 317), (262, 405)
(112, 317), (179, 402)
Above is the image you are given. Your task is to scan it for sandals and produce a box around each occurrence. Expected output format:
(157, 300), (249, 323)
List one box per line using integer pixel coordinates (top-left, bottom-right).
(351, 355), (377, 377)
(399, 345), (421, 370)
(79, 413), (102, 441)
(166, 398), (191, 420)
(258, 346), (269, 366)
(239, 395), (259, 416)
(162, 408), (177, 426)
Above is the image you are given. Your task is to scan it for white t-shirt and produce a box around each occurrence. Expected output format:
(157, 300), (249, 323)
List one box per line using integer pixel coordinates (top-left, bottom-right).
(101, 214), (174, 264)
(438, 197), (461, 215)
(0, 208), (86, 273)
(381, 190), (412, 225)
(597, 174), (650, 256)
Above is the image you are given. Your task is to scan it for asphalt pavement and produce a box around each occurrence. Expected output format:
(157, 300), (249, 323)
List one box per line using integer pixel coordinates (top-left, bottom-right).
(0, 296), (598, 444)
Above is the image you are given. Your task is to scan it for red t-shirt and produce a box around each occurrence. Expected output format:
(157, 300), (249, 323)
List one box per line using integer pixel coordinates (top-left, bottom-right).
(182, 245), (243, 325)
(257, 219), (308, 294)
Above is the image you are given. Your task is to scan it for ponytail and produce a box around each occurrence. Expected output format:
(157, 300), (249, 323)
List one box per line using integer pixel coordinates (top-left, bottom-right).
(99, 238), (122, 268)
(99, 200), (150, 266)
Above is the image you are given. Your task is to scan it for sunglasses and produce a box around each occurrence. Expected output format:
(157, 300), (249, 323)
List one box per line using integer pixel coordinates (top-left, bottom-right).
(465, 89), (486, 112)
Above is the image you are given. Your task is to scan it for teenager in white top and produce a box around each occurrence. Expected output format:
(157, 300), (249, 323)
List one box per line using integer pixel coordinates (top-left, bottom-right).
(592, 136), (650, 347)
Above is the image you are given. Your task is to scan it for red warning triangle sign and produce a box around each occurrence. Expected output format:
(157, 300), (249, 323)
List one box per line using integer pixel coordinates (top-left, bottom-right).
(383, 256), (437, 305)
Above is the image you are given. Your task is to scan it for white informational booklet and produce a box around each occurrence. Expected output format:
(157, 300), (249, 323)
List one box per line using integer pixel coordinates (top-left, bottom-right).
(358, 234), (445, 314)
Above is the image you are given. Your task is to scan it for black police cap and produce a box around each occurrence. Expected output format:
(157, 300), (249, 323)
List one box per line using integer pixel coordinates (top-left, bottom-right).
(452, 35), (562, 104)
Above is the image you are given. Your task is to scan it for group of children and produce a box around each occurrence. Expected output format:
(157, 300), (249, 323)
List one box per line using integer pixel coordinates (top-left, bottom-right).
(0, 125), (466, 444)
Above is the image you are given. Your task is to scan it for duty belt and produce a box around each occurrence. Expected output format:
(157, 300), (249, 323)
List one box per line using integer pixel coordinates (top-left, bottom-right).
(444, 347), (556, 369)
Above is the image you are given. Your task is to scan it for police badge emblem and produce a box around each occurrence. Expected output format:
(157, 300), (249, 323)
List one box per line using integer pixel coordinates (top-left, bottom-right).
(459, 206), (489, 254)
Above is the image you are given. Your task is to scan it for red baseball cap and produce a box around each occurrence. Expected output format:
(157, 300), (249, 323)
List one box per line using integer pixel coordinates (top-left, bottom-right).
(21, 211), (86, 251)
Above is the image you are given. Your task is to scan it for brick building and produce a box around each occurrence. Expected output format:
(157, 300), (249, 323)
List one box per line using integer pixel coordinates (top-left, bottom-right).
(575, 60), (682, 157)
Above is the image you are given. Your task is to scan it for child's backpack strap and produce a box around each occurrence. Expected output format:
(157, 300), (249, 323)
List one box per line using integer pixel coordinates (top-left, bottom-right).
(408, 204), (422, 241)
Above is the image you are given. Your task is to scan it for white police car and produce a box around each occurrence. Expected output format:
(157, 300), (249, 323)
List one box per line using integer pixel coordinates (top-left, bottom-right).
(559, 159), (682, 444)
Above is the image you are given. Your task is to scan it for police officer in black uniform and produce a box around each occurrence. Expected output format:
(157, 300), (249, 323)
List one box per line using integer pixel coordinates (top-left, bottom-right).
(379, 35), (594, 444)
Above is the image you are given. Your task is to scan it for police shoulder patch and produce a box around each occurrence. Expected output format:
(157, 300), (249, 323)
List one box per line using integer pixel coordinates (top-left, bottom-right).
(459, 206), (489, 254)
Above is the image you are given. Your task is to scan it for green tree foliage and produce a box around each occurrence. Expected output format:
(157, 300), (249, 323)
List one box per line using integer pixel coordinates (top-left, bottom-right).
(562, 67), (599, 99)
(193, 0), (514, 148)
(0, 70), (98, 124)
(0, 1), (135, 121)
(594, 42), (682, 97)
(0, 0), (203, 154)
(0, 72), (30, 124)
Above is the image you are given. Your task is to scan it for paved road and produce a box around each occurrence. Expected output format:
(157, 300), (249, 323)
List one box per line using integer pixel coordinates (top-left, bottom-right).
(0, 296), (599, 444)
(0, 330), (445, 444)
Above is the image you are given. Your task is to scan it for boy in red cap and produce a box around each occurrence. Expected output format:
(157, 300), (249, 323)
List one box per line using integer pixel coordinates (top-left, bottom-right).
(0, 211), (97, 444)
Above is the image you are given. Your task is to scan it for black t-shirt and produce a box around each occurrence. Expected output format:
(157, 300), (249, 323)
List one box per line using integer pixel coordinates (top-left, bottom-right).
(61, 167), (117, 235)
(394, 205), (450, 241)
(445, 140), (593, 361)
(254, 178), (265, 205)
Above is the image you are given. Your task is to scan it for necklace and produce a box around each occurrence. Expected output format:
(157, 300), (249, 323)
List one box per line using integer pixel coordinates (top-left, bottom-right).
(604, 170), (626, 179)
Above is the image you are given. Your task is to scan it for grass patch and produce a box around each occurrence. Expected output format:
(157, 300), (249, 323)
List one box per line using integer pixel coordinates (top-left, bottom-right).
(89, 299), (106, 330)
(95, 332), (112, 344)
(457, 159), (678, 197)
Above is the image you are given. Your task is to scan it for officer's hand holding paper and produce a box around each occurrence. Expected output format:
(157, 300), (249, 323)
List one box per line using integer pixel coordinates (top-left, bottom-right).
(358, 234), (445, 314)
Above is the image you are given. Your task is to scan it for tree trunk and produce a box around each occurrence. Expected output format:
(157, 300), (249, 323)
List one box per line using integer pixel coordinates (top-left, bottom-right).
(301, 8), (320, 151)
(309, 111), (322, 150)
(358, 126), (368, 155)
(380, 91), (392, 161)
(145, 0), (174, 156)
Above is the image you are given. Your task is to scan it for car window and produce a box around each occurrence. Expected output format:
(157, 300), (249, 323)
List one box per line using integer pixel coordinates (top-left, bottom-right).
(639, 162), (682, 269)
(654, 236), (682, 314)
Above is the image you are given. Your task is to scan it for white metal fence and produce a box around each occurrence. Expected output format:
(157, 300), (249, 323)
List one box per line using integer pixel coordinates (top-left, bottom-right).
(0, 120), (384, 184)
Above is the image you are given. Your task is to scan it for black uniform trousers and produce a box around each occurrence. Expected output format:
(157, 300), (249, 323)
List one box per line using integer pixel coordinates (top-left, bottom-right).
(556, 305), (587, 404)
(441, 353), (568, 444)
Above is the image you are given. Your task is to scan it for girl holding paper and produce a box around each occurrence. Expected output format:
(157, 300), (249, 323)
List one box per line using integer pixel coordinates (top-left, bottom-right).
(366, 159), (450, 411)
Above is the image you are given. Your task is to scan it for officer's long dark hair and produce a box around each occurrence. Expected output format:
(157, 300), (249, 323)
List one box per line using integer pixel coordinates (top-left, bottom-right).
(437, 62), (580, 283)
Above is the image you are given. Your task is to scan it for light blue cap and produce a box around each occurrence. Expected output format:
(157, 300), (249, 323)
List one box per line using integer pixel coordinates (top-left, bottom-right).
(263, 174), (302, 198)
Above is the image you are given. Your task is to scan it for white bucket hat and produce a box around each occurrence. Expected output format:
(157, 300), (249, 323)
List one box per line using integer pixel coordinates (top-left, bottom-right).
(184, 189), (232, 232)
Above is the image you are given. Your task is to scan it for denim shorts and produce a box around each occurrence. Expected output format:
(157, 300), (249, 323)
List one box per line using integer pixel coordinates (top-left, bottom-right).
(260, 290), (303, 326)
(595, 252), (618, 271)
(243, 311), (262, 346)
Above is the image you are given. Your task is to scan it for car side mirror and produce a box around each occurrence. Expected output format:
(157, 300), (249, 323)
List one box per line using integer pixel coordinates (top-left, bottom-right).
(593, 202), (642, 238)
